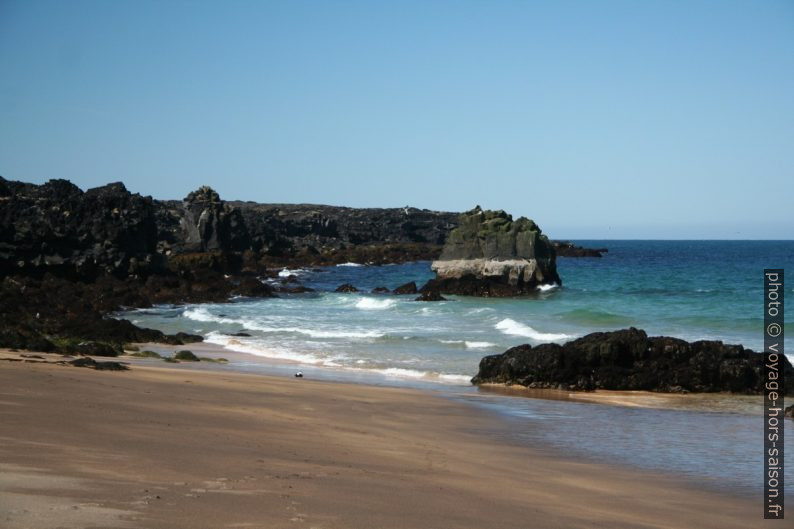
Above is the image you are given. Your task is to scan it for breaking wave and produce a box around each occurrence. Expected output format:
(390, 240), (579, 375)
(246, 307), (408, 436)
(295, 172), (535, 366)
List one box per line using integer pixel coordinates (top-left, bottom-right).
(495, 318), (572, 342)
(183, 307), (384, 339)
(440, 339), (497, 349)
(355, 297), (397, 310)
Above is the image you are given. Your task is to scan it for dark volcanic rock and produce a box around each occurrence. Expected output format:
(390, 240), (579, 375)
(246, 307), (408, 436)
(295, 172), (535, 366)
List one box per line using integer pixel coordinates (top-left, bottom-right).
(552, 241), (607, 258)
(276, 285), (316, 294)
(175, 186), (250, 253)
(164, 332), (204, 345)
(335, 283), (359, 293)
(393, 281), (418, 295)
(371, 286), (390, 294)
(0, 176), (598, 357)
(229, 202), (458, 265)
(68, 357), (129, 371)
(68, 341), (123, 357)
(174, 350), (200, 361)
(472, 328), (794, 394)
(415, 290), (446, 302)
(423, 206), (560, 296)
(0, 274), (203, 354)
(232, 275), (276, 298)
(0, 178), (160, 278)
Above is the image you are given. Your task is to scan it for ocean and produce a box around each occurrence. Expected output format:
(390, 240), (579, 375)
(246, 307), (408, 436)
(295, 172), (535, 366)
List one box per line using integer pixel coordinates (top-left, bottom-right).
(119, 240), (794, 494)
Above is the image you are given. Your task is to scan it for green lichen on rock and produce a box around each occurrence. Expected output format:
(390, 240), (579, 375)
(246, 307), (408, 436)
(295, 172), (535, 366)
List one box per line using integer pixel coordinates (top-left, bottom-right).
(129, 350), (162, 358)
(426, 206), (560, 296)
(439, 206), (553, 261)
(173, 350), (200, 361)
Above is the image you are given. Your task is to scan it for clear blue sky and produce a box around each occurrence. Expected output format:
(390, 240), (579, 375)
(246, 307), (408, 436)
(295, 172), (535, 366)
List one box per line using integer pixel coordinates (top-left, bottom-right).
(1, 1), (792, 238)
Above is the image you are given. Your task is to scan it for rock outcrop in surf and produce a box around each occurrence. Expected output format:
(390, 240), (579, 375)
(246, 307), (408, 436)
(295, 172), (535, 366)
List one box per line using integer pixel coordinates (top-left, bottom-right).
(420, 206), (560, 296)
(472, 328), (794, 394)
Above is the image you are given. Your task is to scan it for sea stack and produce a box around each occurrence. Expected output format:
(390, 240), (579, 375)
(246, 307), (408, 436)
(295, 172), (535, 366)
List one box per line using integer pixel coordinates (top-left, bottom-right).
(421, 206), (560, 296)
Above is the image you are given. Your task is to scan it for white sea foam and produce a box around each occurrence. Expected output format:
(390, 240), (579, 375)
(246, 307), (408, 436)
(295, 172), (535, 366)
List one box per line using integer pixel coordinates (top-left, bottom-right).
(242, 324), (385, 339)
(182, 307), (238, 325)
(355, 297), (396, 310)
(204, 332), (325, 364)
(278, 267), (307, 277)
(296, 328), (384, 339)
(370, 367), (471, 385)
(437, 373), (473, 383)
(464, 341), (497, 349)
(376, 367), (427, 378)
(440, 339), (496, 349)
(495, 318), (572, 342)
(537, 283), (559, 292)
(336, 262), (363, 267)
(183, 308), (383, 339)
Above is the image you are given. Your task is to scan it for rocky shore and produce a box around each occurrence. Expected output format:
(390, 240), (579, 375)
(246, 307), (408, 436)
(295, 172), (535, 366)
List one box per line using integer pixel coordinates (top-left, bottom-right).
(472, 328), (794, 395)
(0, 176), (605, 355)
(0, 177), (460, 353)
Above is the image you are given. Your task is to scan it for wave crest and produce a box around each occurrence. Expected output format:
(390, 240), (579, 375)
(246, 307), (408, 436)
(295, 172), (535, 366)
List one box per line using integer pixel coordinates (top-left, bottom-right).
(495, 318), (572, 342)
(355, 297), (396, 310)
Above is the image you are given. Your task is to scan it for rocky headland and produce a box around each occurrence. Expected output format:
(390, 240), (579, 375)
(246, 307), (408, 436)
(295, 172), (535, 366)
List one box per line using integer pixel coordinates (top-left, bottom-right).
(0, 176), (603, 356)
(552, 240), (607, 258)
(472, 328), (794, 395)
(420, 206), (561, 297)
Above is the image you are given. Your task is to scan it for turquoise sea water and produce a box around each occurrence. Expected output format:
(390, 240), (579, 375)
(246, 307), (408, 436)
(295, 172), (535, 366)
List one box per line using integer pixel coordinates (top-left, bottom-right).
(119, 240), (794, 495)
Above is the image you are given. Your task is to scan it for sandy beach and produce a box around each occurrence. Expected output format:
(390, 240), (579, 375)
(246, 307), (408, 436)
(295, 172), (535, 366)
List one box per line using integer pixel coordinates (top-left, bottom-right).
(0, 350), (773, 529)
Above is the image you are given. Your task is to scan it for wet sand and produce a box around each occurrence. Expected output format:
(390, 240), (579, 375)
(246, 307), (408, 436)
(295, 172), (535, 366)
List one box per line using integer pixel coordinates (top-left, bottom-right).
(0, 350), (774, 528)
(476, 383), (764, 415)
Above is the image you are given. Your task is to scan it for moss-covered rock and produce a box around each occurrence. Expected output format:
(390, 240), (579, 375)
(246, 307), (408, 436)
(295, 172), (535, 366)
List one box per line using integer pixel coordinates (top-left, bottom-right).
(424, 206), (560, 296)
(174, 350), (200, 361)
(129, 350), (162, 358)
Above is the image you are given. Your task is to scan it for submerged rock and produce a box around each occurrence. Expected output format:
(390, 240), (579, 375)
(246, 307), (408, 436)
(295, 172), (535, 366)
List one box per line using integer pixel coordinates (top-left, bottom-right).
(276, 285), (316, 294)
(393, 281), (418, 295)
(232, 275), (276, 298)
(371, 286), (390, 293)
(415, 290), (446, 302)
(334, 283), (359, 293)
(472, 328), (794, 395)
(422, 206), (560, 296)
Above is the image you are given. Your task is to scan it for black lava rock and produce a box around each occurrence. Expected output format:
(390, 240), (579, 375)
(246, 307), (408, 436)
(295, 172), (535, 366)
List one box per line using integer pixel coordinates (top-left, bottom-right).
(472, 328), (794, 395)
(415, 290), (446, 302)
(393, 281), (418, 295)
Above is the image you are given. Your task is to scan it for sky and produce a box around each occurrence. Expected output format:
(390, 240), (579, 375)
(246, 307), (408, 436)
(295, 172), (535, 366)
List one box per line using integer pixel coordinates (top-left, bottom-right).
(0, 1), (792, 239)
